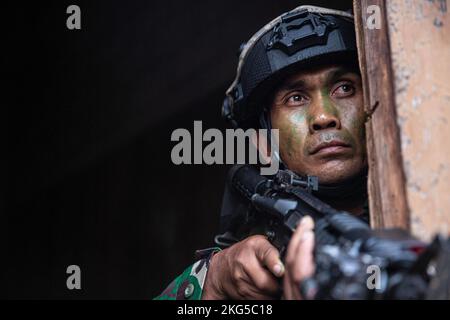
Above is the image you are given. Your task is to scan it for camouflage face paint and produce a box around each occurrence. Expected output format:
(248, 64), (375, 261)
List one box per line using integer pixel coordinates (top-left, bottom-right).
(270, 64), (367, 184)
(320, 88), (340, 118)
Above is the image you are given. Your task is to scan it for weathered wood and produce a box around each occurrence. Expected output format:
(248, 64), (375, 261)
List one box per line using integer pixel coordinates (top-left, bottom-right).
(353, 0), (410, 230)
(385, 0), (450, 241)
(355, 0), (450, 240)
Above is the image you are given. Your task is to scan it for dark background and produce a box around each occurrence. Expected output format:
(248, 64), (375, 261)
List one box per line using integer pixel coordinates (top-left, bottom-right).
(7, 0), (352, 299)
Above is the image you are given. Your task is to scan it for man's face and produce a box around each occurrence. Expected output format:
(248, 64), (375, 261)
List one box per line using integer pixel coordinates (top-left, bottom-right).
(270, 64), (367, 185)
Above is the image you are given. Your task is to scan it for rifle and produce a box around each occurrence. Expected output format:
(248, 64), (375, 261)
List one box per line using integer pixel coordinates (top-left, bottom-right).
(215, 164), (450, 299)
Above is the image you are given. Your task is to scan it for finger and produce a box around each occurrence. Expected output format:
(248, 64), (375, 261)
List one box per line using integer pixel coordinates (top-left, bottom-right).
(283, 264), (294, 299)
(295, 231), (316, 300)
(232, 270), (277, 300)
(238, 284), (278, 300)
(283, 260), (305, 300)
(291, 217), (315, 280)
(246, 285), (278, 300)
(254, 239), (284, 277)
(284, 216), (314, 300)
(299, 215), (314, 233)
(283, 218), (304, 300)
(241, 271), (280, 300)
(292, 219), (315, 300)
(285, 216), (313, 272)
(293, 230), (315, 282)
(247, 261), (280, 295)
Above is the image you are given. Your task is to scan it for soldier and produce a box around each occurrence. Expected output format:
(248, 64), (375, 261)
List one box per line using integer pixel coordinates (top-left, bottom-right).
(156, 5), (368, 300)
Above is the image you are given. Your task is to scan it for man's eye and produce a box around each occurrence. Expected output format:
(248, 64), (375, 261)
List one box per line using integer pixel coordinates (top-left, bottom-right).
(333, 83), (355, 96)
(286, 94), (307, 105)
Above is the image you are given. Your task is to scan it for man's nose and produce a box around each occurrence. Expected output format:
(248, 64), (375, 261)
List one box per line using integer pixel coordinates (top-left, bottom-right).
(308, 99), (341, 133)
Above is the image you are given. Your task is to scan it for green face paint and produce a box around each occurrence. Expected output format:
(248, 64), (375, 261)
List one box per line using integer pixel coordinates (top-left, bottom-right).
(285, 129), (293, 158)
(289, 111), (306, 158)
(270, 64), (367, 185)
(352, 108), (367, 161)
(320, 88), (340, 118)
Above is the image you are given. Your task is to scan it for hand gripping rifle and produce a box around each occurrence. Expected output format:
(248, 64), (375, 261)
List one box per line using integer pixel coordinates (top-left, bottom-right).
(215, 165), (450, 299)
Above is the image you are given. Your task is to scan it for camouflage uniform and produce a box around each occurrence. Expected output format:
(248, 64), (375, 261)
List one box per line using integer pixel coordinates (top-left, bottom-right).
(154, 248), (221, 300)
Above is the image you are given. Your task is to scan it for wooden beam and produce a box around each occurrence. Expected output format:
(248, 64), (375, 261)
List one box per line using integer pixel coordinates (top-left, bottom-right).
(355, 0), (450, 240)
(353, 0), (410, 230)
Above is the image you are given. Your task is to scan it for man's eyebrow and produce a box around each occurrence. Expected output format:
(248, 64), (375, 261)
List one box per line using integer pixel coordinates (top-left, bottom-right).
(326, 66), (359, 83)
(275, 66), (360, 95)
(278, 78), (307, 92)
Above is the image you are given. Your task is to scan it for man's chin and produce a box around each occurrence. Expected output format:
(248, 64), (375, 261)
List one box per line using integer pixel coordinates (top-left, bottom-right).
(319, 167), (368, 186)
(316, 175), (351, 186)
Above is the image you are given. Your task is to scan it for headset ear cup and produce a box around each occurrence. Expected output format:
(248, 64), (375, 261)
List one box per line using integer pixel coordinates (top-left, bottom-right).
(221, 95), (231, 120)
(222, 95), (238, 128)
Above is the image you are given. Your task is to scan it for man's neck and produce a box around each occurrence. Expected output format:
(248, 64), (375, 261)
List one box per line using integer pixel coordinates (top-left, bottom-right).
(313, 170), (369, 218)
(322, 194), (367, 217)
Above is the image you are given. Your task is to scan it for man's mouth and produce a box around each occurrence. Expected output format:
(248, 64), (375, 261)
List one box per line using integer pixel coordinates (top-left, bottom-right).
(310, 140), (351, 155)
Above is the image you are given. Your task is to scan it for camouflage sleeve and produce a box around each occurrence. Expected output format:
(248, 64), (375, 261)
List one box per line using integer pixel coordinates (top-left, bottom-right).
(154, 247), (221, 300)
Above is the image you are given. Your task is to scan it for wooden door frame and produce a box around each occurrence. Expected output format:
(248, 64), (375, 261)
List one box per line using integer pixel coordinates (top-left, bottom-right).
(353, 0), (410, 229)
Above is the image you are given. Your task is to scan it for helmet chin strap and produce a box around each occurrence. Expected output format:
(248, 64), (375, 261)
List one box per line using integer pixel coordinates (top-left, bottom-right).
(259, 109), (368, 200)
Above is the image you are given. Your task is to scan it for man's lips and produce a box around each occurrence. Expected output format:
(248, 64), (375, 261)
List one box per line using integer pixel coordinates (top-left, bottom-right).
(310, 140), (350, 155)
